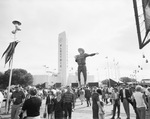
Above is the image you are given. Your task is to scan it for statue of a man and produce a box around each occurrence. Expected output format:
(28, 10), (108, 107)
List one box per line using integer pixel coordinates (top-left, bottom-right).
(75, 48), (98, 86)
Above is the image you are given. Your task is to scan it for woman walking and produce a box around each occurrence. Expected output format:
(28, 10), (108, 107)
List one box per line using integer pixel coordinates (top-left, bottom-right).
(79, 88), (85, 105)
(132, 85), (148, 119)
(97, 89), (105, 119)
(46, 90), (55, 119)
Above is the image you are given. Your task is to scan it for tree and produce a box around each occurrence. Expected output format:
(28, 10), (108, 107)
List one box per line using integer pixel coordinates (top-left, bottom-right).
(0, 68), (33, 89)
(0, 72), (4, 89)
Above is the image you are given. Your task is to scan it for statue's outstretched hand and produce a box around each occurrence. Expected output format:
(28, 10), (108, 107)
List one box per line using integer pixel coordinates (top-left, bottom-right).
(95, 53), (99, 55)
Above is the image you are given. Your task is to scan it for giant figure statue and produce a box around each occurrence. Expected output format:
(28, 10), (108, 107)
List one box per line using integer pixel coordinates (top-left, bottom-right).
(75, 48), (98, 86)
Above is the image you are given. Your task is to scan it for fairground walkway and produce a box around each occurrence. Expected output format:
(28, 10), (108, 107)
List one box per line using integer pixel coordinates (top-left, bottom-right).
(1, 98), (149, 119)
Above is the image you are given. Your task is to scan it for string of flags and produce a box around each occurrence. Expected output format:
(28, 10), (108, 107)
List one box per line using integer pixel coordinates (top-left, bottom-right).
(1, 20), (21, 67)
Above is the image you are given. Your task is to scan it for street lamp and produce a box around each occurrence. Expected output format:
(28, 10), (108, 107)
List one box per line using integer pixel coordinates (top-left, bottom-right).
(105, 56), (110, 87)
(43, 65), (49, 85)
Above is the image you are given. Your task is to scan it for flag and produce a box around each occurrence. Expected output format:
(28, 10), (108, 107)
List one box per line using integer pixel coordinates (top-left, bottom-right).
(143, 54), (145, 58)
(133, 0), (150, 49)
(141, 0), (150, 46)
(142, 0), (150, 33)
(2, 41), (19, 66)
(138, 65), (140, 68)
(116, 62), (119, 65)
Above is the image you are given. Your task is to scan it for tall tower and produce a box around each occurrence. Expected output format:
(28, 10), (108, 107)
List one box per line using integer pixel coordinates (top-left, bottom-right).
(58, 31), (68, 86)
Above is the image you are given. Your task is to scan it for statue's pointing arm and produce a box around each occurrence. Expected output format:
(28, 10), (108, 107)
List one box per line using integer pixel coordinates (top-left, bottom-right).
(86, 52), (99, 57)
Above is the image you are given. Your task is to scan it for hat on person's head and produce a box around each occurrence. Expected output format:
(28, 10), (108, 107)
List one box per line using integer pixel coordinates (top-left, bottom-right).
(97, 89), (102, 95)
(78, 48), (85, 53)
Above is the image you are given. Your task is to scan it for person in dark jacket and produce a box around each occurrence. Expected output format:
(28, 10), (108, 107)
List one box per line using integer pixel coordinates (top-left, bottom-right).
(85, 87), (91, 107)
(11, 85), (25, 119)
(119, 84), (131, 119)
(20, 87), (42, 119)
(46, 90), (55, 119)
(62, 86), (74, 119)
(91, 87), (99, 119)
(54, 91), (64, 119)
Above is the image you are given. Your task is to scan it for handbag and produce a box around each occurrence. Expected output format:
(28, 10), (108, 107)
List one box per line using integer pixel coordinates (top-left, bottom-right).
(100, 100), (104, 107)
(43, 112), (47, 118)
(43, 106), (47, 118)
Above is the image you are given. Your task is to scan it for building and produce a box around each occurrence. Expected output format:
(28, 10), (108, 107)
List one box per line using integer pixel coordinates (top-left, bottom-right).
(33, 75), (59, 86)
(141, 79), (150, 83)
(33, 74), (95, 86)
(58, 31), (68, 86)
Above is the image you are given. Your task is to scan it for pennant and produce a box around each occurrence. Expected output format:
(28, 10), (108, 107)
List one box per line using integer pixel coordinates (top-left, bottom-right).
(138, 65), (140, 68)
(116, 62), (119, 65)
(143, 54), (145, 58)
(141, 0), (150, 46)
(2, 41), (19, 66)
(133, 0), (150, 49)
(142, 0), (150, 33)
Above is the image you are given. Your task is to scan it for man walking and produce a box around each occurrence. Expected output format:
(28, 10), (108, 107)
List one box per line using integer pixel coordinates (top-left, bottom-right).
(119, 84), (131, 119)
(111, 88), (121, 119)
(91, 87), (99, 119)
(11, 85), (25, 119)
(85, 87), (91, 107)
(62, 86), (74, 119)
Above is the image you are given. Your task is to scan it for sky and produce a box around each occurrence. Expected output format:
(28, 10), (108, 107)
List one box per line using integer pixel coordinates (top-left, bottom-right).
(0, 0), (150, 81)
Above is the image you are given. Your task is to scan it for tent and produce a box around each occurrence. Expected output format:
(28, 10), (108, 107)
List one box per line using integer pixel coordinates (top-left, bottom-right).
(88, 82), (99, 87)
(71, 83), (78, 87)
(101, 79), (118, 87)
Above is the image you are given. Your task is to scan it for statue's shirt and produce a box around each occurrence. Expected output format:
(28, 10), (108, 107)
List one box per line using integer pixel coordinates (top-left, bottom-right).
(75, 53), (96, 66)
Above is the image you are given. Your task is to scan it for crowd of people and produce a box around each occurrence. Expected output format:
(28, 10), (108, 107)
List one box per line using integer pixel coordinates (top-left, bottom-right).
(0, 83), (149, 119)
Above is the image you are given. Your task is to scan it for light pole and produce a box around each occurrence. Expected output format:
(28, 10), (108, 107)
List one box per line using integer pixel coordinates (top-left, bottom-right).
(6, 20), (21, 113)
(106, 57), (110, 87)
(43, 65), (49, 85)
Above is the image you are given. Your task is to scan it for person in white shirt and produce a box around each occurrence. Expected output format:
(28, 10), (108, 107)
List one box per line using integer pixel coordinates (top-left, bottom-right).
(132, 85), (148, 119)
(111, 88), (121, 119)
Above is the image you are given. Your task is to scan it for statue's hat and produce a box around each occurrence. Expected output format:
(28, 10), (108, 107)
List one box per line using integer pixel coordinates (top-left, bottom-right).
(78, 48), (85, 53)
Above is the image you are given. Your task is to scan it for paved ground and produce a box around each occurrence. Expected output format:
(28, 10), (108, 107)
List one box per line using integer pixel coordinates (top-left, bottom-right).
(0, 98), (149, 119)
(71, 99), (136, 119)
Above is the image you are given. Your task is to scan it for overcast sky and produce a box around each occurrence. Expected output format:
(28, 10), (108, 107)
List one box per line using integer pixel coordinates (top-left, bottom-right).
(0, 0), (150, 81)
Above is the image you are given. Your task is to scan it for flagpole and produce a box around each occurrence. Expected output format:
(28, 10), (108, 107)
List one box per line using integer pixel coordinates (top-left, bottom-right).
(6, 55), (13, 113)
(6, 20), (21, 113)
